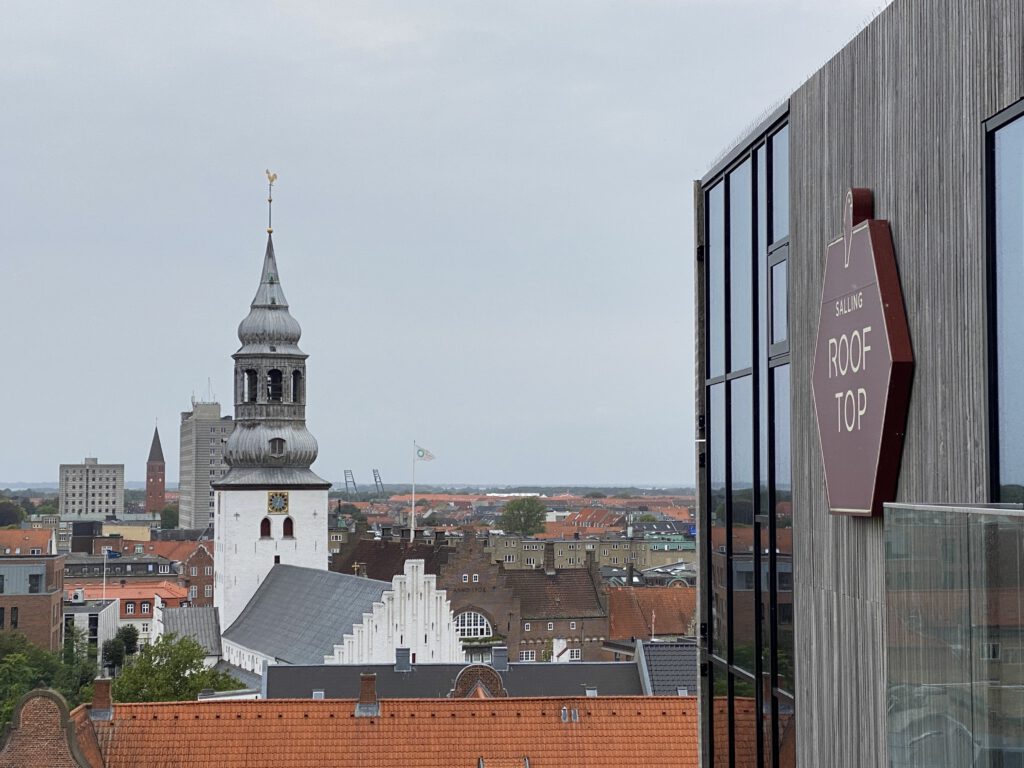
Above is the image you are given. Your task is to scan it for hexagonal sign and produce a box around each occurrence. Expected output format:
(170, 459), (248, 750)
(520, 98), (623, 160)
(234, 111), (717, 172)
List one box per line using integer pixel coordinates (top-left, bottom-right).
(811, 189), (914, 517)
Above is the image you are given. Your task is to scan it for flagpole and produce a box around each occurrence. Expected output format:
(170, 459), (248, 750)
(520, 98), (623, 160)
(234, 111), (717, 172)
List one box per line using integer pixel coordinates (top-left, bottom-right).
(411, 441), (417, 541)
(102, 550), (107, 602)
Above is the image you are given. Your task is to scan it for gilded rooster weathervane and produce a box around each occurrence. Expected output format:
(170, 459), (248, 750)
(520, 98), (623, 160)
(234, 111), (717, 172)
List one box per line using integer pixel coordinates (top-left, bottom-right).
(266, 169), (278, 233)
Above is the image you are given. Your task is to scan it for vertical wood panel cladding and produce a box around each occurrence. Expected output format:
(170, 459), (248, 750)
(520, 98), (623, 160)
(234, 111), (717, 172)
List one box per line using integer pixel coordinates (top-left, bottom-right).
(789, 1), (1023, 766)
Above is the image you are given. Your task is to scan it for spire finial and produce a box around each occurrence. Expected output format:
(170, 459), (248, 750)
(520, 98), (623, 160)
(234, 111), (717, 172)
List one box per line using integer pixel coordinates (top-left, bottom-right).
(265, 169), (278, 234)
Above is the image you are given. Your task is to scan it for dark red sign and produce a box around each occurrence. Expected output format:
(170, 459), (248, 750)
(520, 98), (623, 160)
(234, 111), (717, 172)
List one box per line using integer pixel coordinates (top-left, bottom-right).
(811, 189), (913, 517)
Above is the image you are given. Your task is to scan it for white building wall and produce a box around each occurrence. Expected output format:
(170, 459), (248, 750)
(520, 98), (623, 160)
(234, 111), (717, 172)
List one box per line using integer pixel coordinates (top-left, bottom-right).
(221, 637), (274, 676)
(214, 488), (328, 630)
(326, 559), (463, 664)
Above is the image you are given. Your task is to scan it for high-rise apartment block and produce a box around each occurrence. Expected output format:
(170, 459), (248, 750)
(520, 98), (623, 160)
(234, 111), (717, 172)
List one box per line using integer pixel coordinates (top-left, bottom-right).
(58, 458), (125, 519)
(178, 401), (234, 530)
(145, 426), (166, 514)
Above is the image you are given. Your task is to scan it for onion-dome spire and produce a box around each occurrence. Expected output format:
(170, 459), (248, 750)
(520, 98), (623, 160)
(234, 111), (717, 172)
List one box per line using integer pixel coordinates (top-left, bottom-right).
(236, 234), (304, 353)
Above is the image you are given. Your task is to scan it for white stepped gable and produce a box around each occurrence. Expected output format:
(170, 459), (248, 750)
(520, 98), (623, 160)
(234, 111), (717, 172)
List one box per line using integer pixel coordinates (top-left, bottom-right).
(326, 559), (463, 664)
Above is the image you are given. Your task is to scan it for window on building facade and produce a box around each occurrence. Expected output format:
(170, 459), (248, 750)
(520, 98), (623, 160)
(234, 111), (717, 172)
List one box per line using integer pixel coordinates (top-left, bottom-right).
(990, 102), (1024, 502)
(190, 567), (198, 577)
(205, 585), (213, 598)
(260, 518), (271, 538)
(462, 574), (469, 583)
(569, 648), (582, 661)
(189, 586), (198, 599)
(205, 566), (213, 576)
(141, 601), (150, 614)
(472, 574), (479, 583)
(524, 622), (531, 632)
(570, 621), (577, 630)
(10, 608), (17, 629)
(504, 554), (515, 563)
(454, 611), (493, 638)
(547, 622), (554, 631)
(519, 650), (536, 662)
(28, 575), (40, 594)
(283, 517), (294, 538)
(125, 602), (135, 615)
(701, 118), (791, 767)
(267, 369), (284, 401)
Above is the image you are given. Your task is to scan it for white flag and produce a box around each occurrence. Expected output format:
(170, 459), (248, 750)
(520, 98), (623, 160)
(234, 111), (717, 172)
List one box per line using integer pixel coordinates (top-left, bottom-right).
(415, 445), (435, 462)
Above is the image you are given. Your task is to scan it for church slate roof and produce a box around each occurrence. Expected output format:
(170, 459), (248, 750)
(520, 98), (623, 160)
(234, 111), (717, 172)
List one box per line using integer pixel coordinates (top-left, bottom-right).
(162, 606), (221, 657)
(222, 565), (389, 665)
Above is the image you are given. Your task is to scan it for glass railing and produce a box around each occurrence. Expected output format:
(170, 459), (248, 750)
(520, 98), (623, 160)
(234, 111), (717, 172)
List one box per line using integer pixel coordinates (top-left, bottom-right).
(886, 502), (1024, 768)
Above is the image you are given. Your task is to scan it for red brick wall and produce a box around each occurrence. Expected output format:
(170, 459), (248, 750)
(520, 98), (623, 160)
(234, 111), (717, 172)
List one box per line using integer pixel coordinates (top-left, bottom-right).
(145, 460), (166, 514)
(0, 692), (88, 768)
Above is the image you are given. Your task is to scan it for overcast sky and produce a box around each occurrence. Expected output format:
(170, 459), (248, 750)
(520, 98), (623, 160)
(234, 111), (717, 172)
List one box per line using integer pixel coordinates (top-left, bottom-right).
(2, 1), (886, 487)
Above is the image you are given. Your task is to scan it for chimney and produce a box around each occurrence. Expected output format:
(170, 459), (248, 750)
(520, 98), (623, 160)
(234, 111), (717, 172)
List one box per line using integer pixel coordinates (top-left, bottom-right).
(491, 646), (509, 672)
(395, 647), (412, 672)
(543, 541), (556, 576)
(90, 677), (112, 720)
(627, 563), (635, 585)
(355, 673), (379, 717)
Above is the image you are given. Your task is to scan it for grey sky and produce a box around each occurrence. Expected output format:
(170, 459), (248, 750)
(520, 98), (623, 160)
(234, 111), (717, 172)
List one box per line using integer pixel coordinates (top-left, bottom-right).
(3, 1), (884, 487)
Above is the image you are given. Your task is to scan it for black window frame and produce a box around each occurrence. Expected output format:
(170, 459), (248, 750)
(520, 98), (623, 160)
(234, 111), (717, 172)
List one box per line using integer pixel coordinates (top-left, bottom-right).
(699, 108), (792, 768)
(986, 96), (1024, 502)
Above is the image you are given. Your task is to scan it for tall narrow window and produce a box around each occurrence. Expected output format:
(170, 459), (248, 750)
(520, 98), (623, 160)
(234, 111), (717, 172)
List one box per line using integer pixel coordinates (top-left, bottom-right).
(269, 438), (286, 457)
(283, 517), (294, 538)
(267, 369), (283, 401)
(260, 517), (271, 538)
(992, 105), (1024, 501)
(244, 369), (258, 403)
(291, 370), (303, 403)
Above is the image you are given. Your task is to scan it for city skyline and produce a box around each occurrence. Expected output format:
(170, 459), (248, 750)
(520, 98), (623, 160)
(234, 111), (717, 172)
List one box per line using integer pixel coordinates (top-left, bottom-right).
(3, 1), (884, 487)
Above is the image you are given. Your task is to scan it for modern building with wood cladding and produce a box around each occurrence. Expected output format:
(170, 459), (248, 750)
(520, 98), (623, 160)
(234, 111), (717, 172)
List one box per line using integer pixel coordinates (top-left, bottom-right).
(693, 1), (1024, 765)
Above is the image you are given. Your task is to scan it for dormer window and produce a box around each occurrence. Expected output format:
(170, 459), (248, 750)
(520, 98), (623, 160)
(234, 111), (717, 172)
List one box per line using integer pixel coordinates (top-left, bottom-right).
(267, 369), (283, 401)
(269, 438), (286, 457)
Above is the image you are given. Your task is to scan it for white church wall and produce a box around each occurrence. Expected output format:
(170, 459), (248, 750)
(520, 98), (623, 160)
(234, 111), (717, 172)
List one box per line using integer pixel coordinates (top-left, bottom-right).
(221, 637), (275, 676)
(325, 559), (463, 665)
(214, 488), (328, 630)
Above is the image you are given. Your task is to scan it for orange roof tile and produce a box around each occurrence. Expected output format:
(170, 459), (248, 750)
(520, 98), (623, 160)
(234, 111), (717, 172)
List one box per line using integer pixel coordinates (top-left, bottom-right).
(73, 582), (187, 601)
(0, 529), (54, 555)
(93, 697), (699, 768)
(608, 587), (697, 641)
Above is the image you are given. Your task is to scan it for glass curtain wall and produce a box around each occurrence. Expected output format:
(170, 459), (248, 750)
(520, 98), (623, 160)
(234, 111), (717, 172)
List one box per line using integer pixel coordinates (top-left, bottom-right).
(702, 122), (791, 768)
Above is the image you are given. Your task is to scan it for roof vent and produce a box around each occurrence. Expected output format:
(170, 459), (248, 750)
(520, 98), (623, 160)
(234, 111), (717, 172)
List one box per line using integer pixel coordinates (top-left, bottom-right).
(312, 689), (325, 700)
(395, 647), (412, 672)
(585, 686), (598, 697)
(677, 687), (689, 697)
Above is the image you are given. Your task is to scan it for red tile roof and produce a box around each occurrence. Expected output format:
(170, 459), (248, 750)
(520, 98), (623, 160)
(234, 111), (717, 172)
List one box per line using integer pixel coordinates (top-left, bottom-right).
(92, 697), (699, 767)
(0, 529), (54, 555)
(608, 587), (697, 641)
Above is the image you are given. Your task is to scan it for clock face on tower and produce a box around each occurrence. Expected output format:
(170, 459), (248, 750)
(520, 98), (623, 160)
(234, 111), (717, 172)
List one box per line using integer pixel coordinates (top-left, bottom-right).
(267, 491), (289, 514)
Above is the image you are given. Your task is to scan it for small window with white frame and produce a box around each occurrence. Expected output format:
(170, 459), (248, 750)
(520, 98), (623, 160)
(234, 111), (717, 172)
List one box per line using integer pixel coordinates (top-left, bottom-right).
(472, 573), (479, 583)
(569, 648), (582, 661)
(524, 622), (531, 632)
(462, 574), (469, 583)
(570, 621), (577, 630)
(547, 622), (554, 631)
(519, 650), (536, 662)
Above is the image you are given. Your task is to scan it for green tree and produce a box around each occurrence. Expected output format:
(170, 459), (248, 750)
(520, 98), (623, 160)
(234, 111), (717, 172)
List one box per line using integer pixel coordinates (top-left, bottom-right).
(0, 501), (25, 527)
(0, 630), (93, 727)
(115, 625), (139, 656)
(584, 491), (606, 499)
(102, 638), (125, 670)
(635, 514), (657, 523)
(111, 634), (239, 703)
(499, 497), (547, 536)
(160, 506), (179, 530)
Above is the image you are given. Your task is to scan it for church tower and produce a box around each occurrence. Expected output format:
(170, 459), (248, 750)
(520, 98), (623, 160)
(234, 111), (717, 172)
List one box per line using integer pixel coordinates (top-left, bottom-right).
(144, 426), (166, 515)
(213, 189), (331, 630)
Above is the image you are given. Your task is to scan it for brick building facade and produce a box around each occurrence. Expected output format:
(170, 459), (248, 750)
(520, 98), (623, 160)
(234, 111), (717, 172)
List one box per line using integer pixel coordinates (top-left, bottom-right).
(0, 531), (65, 652)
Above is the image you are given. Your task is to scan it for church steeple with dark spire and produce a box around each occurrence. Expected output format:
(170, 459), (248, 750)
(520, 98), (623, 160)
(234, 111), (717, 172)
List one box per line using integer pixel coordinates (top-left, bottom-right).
(145, 426), (166, 514)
